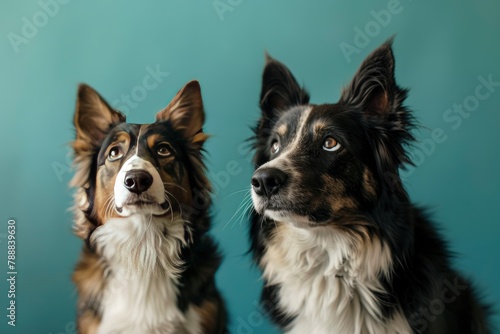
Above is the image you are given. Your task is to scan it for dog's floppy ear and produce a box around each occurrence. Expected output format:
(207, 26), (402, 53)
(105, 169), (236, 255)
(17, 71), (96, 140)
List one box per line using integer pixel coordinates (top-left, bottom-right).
(156, 80), (207, 145)
(339, 38), (409, 123)
(260, 54), (310, 120)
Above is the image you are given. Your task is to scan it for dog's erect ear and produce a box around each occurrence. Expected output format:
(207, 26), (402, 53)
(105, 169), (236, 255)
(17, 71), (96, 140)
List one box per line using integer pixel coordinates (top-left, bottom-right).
(71, 84), (125, 187)
(260, 54), (310, 118)
(252, 56), (309, 167)
(156, 80), (207, 145)
(74, 84), (126, 148)
(340, 38), (409, 120)
(341, 39), (415, 184)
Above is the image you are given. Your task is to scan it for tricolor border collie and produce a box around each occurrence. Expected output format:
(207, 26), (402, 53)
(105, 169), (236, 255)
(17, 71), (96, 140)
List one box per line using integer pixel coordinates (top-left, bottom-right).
(249, 39), (491, 333)
(70, 80), (227, 333)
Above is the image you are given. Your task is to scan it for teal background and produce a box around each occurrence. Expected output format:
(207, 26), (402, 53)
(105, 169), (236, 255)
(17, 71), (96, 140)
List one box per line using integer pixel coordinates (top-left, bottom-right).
(1, 0), (499, 333)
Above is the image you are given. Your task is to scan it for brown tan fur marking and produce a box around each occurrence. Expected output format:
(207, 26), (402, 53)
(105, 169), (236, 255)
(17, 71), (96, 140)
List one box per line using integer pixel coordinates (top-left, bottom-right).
(313, 121), (327, 138)
(73, 249), (106, 334)
(277, 124), (287, 137)
(363, 167), (377, 198)
(195, 301), (220, 333)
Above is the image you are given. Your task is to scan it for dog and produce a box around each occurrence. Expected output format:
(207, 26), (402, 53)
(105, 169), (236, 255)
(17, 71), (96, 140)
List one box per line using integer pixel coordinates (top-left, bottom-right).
(70, 80), (227, 333)
(249, 39), (491, 333)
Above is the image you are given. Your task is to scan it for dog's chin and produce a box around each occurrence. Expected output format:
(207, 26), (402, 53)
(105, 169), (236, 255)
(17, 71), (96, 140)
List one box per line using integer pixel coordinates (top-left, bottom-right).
(115, 200), (170, 217)
(264, 209), (321, 228)
(253, 192), (329, 227)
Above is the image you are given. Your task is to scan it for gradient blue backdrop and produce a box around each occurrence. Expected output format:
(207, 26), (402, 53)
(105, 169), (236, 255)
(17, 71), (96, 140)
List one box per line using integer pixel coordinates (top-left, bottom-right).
(1, 0), (499, 333)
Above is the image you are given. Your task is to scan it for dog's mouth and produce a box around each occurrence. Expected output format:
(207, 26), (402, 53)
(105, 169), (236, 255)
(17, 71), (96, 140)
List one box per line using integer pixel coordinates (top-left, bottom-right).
(253, 194), (333, 227)
(252, 189), (284, 211)
(252, 186), (336, 227)
(116, 195), (170, 216)
(264, 209), (326, 227)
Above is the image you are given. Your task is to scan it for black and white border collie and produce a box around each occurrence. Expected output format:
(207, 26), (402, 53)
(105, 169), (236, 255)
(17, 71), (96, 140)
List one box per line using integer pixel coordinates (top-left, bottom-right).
(70, 81), (227, 333)
(249, 39), (491, 333)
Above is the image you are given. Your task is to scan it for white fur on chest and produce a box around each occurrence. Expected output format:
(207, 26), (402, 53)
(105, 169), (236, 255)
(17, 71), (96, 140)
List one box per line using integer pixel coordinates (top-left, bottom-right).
(261, 223), (411, 334)
(92, 214), (201, 334)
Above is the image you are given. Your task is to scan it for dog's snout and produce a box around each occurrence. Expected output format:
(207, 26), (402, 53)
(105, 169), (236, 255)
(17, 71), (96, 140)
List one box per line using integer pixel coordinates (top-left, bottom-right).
(252, 167), (287, 198)
(124, 170), (153, 194)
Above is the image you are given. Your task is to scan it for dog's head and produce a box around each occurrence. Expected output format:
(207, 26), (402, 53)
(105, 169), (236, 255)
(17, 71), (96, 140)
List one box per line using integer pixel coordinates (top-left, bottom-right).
(71, 81), (209, 239)
(251, 39), (415, 229)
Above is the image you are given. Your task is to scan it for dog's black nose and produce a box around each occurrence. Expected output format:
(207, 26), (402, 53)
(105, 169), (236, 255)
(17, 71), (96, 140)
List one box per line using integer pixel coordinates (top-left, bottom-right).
(251, 167), (287, 197)
(124, 170), (153, 194)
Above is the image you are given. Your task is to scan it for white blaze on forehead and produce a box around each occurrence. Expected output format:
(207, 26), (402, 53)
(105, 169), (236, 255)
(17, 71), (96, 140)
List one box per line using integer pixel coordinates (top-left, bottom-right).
(114, 154), (165, 214)
(251, 107), (313, 217)
(135, 124), (144, 155)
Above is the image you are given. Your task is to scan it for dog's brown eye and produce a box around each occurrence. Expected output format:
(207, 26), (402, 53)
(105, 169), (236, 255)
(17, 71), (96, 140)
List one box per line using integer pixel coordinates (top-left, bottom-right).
(108, 147), (123, 161)
(271, 140), (280, 154)
(157, 144), (172, 157)
(323, 137), (341, 152)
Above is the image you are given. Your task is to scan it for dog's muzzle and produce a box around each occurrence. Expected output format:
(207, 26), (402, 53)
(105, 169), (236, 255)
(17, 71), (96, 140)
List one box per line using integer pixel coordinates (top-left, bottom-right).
(114, 155), (168, 216)
(251, 166), (316, 226)
(124, 170), (153, 194)
(251, 167), (288, 198)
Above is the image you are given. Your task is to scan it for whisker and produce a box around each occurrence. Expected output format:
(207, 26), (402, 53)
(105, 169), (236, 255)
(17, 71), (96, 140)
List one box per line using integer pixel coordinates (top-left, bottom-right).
(162, 181), (187, 221)
(163, 182), (188, 193)
(259, 215), (266, 231)
(104, 194), (115, 220)
(163, 189), (177, 223)
(223, 192), (253, 230)
(222, 188), (252, 201)
(236, 200), (255, 228)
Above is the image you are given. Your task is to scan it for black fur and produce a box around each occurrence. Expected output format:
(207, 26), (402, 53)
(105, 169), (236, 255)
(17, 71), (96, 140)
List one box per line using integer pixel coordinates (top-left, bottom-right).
(249, 39), (491, 333)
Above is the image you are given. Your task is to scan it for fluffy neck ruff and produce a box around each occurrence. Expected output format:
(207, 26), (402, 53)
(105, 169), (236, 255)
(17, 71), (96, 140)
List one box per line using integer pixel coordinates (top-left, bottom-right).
(90, 214), (194, 333)
(261, 222), (411, 334)
(91, 213), (191, 278)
